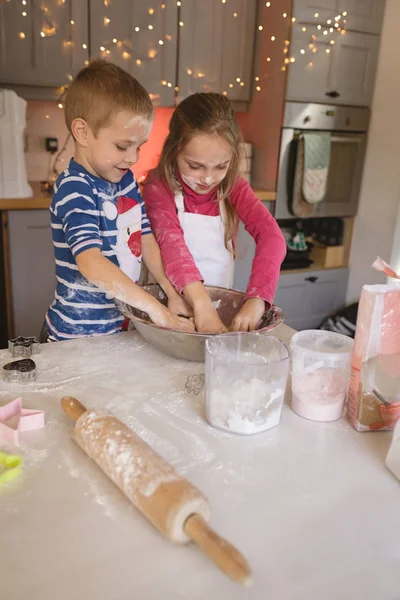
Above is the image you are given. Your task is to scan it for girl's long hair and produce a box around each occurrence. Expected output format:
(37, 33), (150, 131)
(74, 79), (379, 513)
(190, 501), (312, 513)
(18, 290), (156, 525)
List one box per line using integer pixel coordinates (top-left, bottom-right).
(154, 92), (243, 251)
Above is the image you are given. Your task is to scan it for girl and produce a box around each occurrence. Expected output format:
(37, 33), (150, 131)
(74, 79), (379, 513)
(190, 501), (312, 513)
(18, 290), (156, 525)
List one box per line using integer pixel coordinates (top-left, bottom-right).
(143, 93), (286, 333)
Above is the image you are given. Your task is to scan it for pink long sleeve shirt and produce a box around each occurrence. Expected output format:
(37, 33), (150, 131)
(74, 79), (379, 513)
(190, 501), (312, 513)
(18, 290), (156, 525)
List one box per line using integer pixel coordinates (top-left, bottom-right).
(143, 175), (286, 305)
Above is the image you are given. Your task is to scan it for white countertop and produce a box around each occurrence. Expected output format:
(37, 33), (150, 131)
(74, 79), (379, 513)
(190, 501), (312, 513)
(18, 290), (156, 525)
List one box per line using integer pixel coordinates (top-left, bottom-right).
(0, 326), (399, 600)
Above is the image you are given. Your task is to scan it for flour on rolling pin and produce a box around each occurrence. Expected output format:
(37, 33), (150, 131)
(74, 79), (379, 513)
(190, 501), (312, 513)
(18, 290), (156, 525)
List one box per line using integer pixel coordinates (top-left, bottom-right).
(73, 408), (211, 543)
(77, 410), (178, 497)
(63, 397), (252, 585)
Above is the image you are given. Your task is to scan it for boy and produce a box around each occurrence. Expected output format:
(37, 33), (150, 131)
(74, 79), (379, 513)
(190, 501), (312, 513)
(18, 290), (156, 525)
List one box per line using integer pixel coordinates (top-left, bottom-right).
(45, 60), (192, 340)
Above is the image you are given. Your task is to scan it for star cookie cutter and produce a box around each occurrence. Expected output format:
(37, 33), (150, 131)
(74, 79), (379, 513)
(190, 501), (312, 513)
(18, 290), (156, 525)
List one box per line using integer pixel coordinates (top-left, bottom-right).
(3, 359), (37, 384)
(0, 398), (45, 446)
(0, 451), (23, 485)
(8, 336), (40, 358)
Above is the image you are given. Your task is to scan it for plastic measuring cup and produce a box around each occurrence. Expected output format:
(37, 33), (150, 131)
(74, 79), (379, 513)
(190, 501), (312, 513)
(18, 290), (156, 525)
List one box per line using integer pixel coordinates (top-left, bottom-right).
(290, 330), (354, 422)
(205, 333), (290, 435)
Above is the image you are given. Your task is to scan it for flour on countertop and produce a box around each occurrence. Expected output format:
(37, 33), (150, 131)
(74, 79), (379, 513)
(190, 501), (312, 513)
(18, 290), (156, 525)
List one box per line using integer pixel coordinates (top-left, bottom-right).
(0, 332), (284, 519)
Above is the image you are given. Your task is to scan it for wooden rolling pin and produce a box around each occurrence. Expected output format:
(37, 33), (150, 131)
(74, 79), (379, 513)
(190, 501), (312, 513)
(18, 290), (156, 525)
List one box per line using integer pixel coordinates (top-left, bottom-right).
(61, 396), (252, 586)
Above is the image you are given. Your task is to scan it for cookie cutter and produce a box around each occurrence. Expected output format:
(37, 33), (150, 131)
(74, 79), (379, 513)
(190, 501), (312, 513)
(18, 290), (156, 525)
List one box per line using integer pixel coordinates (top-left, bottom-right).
(8, 336), (40, 358)
(0, 451), (23, 485)
(3, 359), (37, 384)
(0, 398), (45, 446)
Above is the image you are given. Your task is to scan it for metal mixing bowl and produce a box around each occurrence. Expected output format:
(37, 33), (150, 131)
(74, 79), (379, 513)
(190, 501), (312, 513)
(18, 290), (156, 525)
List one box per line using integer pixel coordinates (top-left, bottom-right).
(116, 284), (284, 362)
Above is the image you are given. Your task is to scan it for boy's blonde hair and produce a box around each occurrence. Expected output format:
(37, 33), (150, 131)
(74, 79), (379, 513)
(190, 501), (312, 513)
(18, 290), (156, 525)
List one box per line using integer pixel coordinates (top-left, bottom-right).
(153, 92), (243, 252)
(65, 60), (154, 137)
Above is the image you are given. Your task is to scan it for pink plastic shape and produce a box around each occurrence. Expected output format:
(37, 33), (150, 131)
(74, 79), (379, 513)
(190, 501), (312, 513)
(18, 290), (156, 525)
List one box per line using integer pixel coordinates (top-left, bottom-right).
(0, 398), (45, 446)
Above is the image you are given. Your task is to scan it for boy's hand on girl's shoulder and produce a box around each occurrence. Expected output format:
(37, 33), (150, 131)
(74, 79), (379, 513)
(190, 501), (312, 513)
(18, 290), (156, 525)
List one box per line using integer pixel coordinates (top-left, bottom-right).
(230, 297), (266, 332)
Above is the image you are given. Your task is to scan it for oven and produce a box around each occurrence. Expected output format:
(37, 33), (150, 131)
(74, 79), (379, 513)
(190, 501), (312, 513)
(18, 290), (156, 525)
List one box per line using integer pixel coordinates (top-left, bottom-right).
(275, 102), (370, 219)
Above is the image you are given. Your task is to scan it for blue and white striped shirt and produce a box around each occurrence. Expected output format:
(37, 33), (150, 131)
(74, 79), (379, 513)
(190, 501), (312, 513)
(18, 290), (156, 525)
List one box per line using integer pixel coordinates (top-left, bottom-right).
(46, 159), (151, 341)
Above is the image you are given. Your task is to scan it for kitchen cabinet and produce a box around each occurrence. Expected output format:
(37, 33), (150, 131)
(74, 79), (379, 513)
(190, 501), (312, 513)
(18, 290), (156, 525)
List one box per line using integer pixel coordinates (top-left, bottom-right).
(292, 0), (386, 34)
(233, 202), (276, 293)
(233, 221), (256, 293)
(0, 0), (88, 88)
(233, 221), (349, 330)
(273, 268), (349, 330)
(338, 0), (386, 34)
(177, 0), (257, 104)
(0, 0), (257, 108)
(286, 25), (381, 106)
(89, 0), (178, 107)
(293, 0), (336, 24)
(8, 210), (55, 338)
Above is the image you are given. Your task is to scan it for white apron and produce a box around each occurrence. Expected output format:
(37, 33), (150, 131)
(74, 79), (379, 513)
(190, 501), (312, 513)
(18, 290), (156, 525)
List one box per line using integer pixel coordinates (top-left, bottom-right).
(175, 190), (234, 288)
(103, 200), (142, 283)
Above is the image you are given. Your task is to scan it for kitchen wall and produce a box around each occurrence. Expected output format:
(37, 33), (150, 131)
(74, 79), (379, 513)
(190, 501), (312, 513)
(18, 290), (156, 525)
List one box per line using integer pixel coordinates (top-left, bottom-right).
(25, 101), (249, 184)
(347, 0), (400, 302)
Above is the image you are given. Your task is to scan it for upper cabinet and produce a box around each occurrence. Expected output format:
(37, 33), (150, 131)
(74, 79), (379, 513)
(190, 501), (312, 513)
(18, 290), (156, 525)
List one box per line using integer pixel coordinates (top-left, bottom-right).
(0, 0), (257, 108)
(177, 0), (257, 104)
(286, 24), (381, 106)
(89, 0), (178, 107)
(338, 0), (386, 34)
(329, 29), (380, 105)
(0, 0), (88, 87)
(293, 0), (338, 24)
(293, 0), (386, 34)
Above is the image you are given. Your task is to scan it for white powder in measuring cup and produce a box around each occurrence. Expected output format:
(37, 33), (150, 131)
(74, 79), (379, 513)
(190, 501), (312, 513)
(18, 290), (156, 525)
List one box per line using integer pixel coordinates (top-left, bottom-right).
(292, 368), (348, 422)
(207, 378), (285, 435)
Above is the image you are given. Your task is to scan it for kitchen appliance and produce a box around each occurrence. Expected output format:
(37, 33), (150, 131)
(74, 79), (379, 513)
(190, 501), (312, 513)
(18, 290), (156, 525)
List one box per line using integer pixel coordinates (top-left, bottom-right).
(0, 89), (32, 198)
(275, 102), (370, 219)
(117, 284), (284, 362)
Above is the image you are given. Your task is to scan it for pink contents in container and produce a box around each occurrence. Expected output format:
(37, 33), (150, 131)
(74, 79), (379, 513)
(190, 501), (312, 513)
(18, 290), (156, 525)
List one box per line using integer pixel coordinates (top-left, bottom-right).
(290, 330), (354, 422)
(292, 368), (349, 422)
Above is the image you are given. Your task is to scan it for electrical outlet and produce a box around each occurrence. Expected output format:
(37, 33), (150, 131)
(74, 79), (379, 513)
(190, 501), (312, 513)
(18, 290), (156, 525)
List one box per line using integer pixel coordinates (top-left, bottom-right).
(45, 137), (58, 153)
(26, 134), (44, 153)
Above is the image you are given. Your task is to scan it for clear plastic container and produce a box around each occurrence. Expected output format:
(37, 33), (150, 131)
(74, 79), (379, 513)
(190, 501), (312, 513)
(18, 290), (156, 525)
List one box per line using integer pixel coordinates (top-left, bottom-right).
(290, 330), (354, 422)
(205, 333), (290, 435)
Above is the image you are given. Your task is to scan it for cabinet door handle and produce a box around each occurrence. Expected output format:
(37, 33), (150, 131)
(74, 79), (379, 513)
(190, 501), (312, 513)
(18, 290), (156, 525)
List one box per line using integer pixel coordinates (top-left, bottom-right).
(325, 90), (340, 98)
(305, 276), (319, 283)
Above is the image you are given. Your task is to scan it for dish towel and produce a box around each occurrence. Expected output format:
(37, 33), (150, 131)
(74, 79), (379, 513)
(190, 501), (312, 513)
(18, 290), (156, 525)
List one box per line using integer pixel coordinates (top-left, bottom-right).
(302, 132), (331, 204)
(290, 136), (316, 218)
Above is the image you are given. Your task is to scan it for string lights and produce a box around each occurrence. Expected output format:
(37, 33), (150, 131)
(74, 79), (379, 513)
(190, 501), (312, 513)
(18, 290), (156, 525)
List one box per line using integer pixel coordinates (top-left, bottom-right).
(14, 1), (348, 108)
(250, 6), (348, 94)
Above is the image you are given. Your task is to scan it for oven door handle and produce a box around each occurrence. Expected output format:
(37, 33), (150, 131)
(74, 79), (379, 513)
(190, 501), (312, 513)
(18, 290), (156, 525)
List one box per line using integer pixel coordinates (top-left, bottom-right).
(330, 136), (363, 144)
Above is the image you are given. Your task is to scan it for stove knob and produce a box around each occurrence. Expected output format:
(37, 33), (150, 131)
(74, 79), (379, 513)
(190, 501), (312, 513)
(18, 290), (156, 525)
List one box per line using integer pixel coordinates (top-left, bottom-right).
(303, 115), (311, 124)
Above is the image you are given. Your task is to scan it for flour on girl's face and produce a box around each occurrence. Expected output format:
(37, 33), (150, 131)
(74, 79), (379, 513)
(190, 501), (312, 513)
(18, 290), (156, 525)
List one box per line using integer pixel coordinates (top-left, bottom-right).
(181, 173), (222, 192)
(176, 132), (232, 195)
